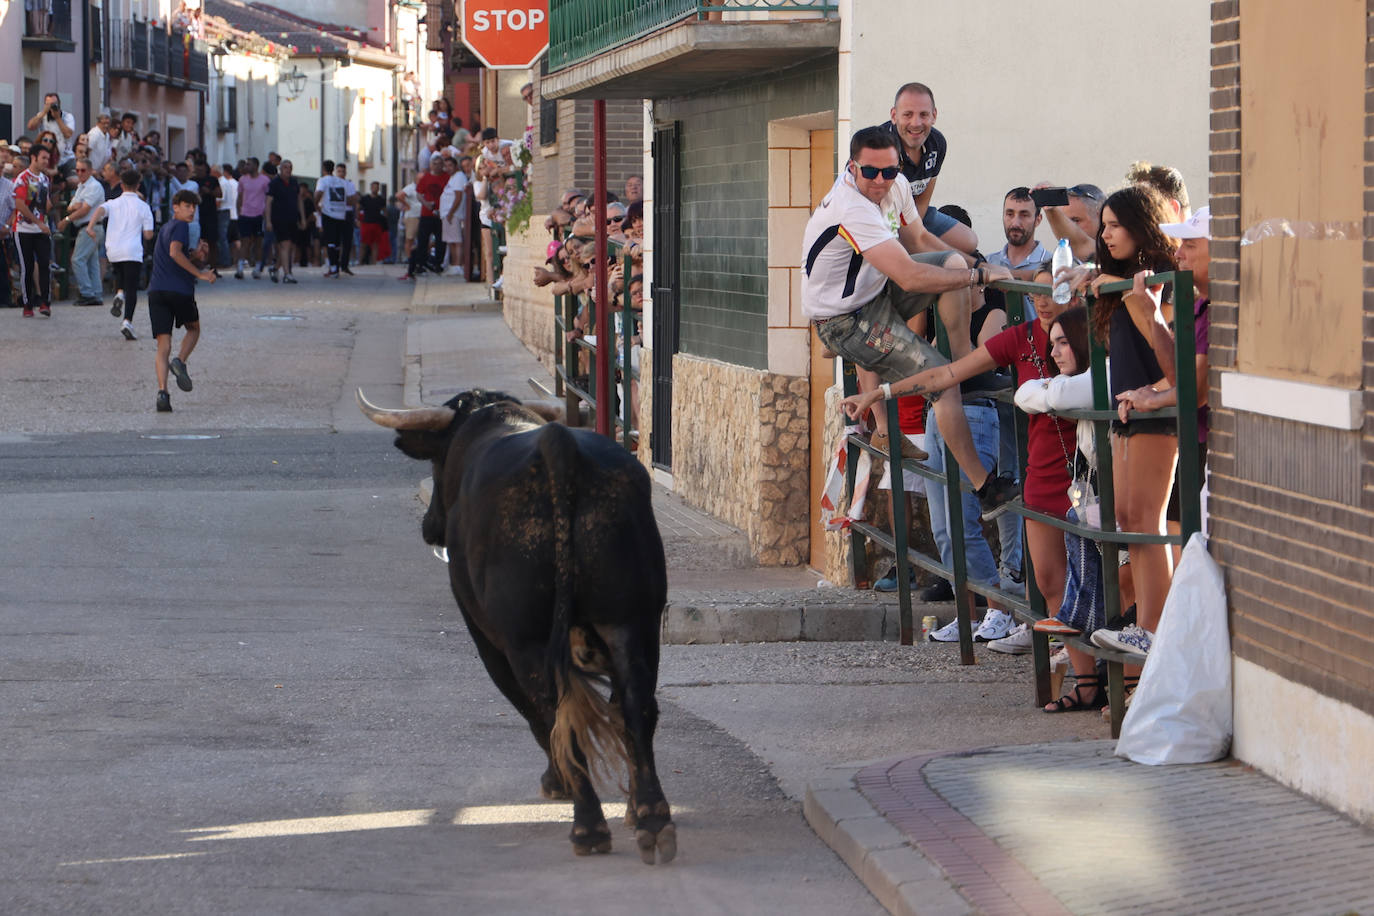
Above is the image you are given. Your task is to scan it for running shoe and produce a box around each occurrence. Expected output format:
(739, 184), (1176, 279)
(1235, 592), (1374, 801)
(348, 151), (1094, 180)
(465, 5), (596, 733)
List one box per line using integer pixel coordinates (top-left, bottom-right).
(111, 290), (124, 317)
(169, 357), (193, 392)
(974, 609), (1014, 642)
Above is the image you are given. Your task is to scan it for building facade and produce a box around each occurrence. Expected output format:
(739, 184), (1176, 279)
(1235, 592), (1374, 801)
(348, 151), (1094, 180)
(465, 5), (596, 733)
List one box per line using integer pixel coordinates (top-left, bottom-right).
(1, 0), (99, 146)
(1208, 0), (1374, 826)
(525, 0), (1210, 573)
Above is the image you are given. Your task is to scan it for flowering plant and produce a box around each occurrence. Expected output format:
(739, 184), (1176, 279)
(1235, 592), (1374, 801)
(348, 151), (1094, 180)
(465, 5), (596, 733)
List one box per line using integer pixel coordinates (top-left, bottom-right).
(493, 128), (534, 233)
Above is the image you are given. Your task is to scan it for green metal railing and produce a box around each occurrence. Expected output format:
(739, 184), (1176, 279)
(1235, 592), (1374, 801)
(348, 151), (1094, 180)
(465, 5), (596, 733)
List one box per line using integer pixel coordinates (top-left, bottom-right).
(548, 0), (839, 70)
(553, 252), (641, 451)
(841, 271), (1201, 737)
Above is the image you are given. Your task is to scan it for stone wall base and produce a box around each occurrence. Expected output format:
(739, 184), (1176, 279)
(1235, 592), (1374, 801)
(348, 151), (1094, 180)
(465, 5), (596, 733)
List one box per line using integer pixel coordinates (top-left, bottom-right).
(500, 226), (558, 376)
(671, 353), (809, 566)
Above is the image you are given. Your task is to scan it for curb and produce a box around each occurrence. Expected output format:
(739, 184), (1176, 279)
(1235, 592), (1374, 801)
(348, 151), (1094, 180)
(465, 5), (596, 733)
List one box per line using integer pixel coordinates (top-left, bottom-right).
(804, 768), (972, 916)
(661, 602), (907, 644)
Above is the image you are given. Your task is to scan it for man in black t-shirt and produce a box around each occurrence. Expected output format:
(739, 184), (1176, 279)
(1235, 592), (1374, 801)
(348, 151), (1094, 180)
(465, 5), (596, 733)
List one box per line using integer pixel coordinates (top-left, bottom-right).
(358, 181), (390, 264)
(875, 83), (979, 256)
(265, 160), (301, 283)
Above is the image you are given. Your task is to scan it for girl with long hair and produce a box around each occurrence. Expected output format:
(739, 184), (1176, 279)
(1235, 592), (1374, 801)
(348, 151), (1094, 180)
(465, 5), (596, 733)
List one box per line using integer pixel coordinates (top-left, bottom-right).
(1014, 302), (1113, 710)
(1085, 185), (1180, 659)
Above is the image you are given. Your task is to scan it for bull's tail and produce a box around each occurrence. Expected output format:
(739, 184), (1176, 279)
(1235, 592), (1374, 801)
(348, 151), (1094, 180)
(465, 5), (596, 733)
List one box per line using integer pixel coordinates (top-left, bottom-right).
(541, 424), (629, 793)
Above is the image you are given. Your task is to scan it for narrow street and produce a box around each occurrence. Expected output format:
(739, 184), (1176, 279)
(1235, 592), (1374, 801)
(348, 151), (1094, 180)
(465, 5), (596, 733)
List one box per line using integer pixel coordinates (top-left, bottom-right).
(0, 270), (885, 914)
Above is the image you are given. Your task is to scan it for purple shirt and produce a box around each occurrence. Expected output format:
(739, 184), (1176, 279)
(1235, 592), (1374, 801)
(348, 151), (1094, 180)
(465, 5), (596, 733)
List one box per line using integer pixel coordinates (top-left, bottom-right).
(1193, 297), (1210, 443)
(238, 173), (270, 218)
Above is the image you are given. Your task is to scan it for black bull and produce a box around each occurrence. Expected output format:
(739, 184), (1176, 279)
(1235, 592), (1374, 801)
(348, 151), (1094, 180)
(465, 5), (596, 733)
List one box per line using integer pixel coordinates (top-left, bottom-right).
(358, 388), (675, 863)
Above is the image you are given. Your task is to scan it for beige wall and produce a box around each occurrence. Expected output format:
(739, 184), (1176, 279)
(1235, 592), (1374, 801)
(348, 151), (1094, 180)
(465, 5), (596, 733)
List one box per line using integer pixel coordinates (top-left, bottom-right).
(838, 0), (1211, 253)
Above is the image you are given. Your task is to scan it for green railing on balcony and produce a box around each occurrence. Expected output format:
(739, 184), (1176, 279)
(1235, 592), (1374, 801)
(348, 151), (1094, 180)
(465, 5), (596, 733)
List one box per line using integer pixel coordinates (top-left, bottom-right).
(548, 0), (839, 71)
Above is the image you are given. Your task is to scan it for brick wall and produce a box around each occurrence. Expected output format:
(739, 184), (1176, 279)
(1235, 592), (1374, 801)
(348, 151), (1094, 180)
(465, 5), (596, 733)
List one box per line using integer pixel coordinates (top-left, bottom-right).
(529, 77), (642, 217)
(1208, 0), (1374, 717)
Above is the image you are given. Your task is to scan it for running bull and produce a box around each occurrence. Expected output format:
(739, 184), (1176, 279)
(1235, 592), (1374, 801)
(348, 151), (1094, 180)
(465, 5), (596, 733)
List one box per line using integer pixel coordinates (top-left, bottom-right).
(357, 388), (676, 863)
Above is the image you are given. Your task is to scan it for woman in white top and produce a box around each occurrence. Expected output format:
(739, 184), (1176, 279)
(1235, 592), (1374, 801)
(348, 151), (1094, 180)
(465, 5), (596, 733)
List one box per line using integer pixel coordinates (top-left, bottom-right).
(1013, 301), (1116, 712)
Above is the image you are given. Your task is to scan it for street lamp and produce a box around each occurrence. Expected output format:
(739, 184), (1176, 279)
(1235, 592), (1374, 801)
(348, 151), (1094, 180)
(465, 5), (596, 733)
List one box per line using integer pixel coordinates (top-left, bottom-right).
(282, 64), (308, 99)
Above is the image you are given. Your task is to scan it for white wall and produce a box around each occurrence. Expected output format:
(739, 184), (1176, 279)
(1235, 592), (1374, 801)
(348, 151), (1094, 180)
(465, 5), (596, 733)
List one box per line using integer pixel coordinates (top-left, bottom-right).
(276, 57), (331, 179)
(206, 53), (280, 168)
(839, 0), (1210, 253)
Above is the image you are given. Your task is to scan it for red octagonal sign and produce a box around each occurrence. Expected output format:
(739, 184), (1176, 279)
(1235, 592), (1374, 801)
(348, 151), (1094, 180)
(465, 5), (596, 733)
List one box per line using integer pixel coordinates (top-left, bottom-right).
(461, 0), (550, 70)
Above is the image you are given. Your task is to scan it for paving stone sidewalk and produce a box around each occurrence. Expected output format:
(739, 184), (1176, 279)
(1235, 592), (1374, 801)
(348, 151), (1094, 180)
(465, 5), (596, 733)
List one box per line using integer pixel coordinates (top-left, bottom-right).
(806, 740), (1374, 916)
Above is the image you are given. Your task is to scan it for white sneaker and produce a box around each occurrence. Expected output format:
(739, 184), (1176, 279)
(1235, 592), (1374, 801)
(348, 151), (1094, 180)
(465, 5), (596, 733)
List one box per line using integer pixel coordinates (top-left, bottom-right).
(974, 609), (1014, 642)
(120, 319), (136, 341)
(491, 276), (504, 291)
(445, 266), (464, 276)
(988, 622), (1032, 654)
(927, 617), (965, 643)
(111, 290), (125, 317)
(1049, 646), (1070, 668)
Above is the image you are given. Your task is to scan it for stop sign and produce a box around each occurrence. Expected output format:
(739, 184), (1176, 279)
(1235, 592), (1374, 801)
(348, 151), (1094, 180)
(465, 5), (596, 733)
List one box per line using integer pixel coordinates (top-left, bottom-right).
(461, 0), (549, 70)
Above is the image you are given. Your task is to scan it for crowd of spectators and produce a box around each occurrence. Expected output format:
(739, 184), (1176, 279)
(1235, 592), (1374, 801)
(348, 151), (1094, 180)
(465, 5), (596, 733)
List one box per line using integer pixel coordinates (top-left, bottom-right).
(531, 175), (646, 433)
(396, 93), (530, 290)
(0, 90), (529, 323)
(814, 84), (1208, 724)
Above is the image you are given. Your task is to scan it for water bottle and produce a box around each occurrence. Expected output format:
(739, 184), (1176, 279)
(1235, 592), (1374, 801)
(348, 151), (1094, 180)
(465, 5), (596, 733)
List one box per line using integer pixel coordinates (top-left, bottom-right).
(1052, 237), (1073, 305)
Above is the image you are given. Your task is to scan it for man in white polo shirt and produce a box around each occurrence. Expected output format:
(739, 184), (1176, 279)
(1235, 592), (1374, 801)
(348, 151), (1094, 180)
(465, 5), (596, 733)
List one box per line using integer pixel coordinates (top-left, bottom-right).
(87, 168), (155, 340)
(801, 126), (1019, 518)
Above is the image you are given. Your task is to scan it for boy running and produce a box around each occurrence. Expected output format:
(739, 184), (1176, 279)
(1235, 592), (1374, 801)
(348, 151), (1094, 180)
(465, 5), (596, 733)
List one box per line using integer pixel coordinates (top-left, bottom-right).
(148, 189), (217, 412)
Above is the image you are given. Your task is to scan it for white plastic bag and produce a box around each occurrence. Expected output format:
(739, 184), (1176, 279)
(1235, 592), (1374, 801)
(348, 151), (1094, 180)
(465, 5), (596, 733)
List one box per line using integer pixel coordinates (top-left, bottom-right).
(1115, 533), (1232, 765)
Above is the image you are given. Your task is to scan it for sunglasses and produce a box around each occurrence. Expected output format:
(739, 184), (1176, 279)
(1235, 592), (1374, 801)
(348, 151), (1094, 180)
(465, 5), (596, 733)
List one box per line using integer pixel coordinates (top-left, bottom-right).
(857, 164), (900, 180)
(608, 215), (624, 224)
(1068, 184), (1103, 200)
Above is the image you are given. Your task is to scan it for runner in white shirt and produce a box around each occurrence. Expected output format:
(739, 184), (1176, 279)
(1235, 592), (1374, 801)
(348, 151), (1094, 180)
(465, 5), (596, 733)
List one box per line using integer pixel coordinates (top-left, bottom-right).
(801, 126), (1018, 514)
(88, 167), (155, 339)
(314, 161), (358, 277)
(218, 163), (239, 270)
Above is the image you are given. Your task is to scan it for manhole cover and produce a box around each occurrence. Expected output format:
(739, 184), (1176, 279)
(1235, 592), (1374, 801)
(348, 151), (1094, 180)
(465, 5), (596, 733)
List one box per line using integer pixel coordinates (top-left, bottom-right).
(139, 434), (223, 440)
(254, 314), (305, 321)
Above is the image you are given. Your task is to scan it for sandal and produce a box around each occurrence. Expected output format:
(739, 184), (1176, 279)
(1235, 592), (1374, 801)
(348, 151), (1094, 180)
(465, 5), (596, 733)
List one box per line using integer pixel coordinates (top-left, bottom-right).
(1044, 674), (1107, 713)
(1034, 617), (1082, 635)
(1101, 677), (1141, 721)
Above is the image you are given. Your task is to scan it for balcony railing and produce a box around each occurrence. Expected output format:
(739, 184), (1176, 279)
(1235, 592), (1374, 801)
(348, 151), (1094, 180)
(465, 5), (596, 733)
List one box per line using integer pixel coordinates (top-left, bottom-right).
(23, 0), (76, 50)
(106, 20), (208, 89)
(548, 0), (837, 71)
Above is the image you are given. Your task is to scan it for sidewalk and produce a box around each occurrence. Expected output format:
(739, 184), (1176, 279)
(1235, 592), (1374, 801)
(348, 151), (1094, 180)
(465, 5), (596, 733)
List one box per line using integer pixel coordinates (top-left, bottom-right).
(806, 740), (1374, 916)
(403, 276), (930, 644)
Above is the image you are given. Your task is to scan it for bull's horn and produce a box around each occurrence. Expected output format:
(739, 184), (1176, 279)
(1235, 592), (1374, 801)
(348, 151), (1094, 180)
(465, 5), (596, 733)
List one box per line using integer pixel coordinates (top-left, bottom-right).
(356, 388), (455, 431)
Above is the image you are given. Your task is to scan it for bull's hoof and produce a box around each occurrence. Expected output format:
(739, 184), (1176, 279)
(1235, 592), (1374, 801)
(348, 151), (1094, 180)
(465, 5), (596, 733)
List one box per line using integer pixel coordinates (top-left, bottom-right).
(570, 820), (612, 856)
(624, 800), (637, 828)
(635, 822), (677, 865)
(633, 802), (675, 864)
(540, 767), (571, 801)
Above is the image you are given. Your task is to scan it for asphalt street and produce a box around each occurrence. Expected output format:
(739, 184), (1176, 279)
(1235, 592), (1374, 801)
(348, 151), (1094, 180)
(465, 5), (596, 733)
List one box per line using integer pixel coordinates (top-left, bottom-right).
(0, 270), (884, 914)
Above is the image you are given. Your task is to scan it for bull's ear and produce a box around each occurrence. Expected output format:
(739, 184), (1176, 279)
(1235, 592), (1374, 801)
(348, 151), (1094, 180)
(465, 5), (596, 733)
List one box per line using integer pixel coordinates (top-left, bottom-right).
(393, 430), (448, 462)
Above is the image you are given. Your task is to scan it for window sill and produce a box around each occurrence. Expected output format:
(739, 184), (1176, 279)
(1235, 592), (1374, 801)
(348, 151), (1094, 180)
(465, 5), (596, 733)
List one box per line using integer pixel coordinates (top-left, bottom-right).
(1219, 372), (1363, 430)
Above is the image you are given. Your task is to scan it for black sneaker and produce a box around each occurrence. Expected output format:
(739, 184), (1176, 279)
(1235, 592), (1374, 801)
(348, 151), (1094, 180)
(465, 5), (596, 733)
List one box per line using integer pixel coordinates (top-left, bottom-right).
(1102, 604), (1138, 631)
(156, 390), (172, 412)
(917, 578), (954, 602)
(977, 473), (1021, 521)
(169, 357), (193, 392)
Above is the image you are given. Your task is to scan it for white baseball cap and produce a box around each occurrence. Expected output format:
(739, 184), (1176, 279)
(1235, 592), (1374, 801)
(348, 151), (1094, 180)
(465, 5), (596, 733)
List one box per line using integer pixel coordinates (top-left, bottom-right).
(1159, 205), (1210, 240)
